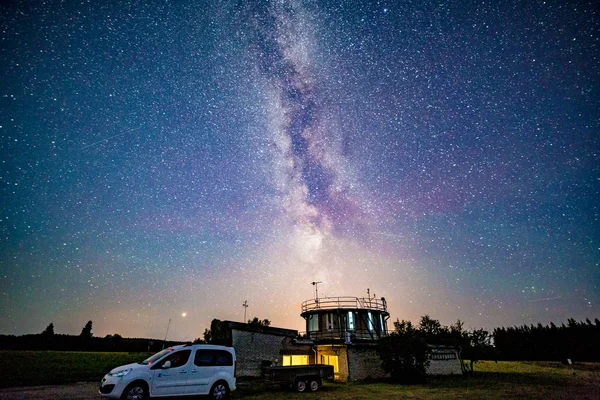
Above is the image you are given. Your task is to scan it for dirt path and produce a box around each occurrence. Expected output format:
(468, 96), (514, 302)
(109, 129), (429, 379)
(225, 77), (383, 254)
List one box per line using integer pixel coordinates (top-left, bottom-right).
(0, 382), (99, 400)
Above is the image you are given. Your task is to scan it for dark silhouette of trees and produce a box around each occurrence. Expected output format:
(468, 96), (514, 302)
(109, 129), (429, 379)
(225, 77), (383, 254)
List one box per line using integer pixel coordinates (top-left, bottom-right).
(103, 334), (123, 351)
(207, 319), (230, 345)
(202, 318), (272, 346)
(41, 323), (54, 337)
(80, 321), (93, 339)
(418, 315), (443, 337)
(191, 328), (212, 344)
(379, 319), (430, 383)
(247, 317), (271, 326)
(463, 328), (491, 374)
(493, 318), (600, 362)
(79, 321), (93, 349)
(0, 315), (596, 363)
(383, 315), (495, 377)
(0, 322), (183, 352)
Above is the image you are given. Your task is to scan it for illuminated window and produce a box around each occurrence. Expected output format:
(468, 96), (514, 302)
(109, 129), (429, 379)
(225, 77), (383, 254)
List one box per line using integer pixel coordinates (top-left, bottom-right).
(347, 312), (354, 330)
(321, 355), (339, 373)
(368, 312), (374, 331)
(282, 355), (309, 366)
(380, 314), (385, 334)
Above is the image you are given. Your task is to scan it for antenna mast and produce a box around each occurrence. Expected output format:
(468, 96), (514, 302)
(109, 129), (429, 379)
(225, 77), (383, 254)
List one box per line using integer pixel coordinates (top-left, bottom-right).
(162, 318), (171, 349)
(242, 300), (248, 322)
(311, 281), (322, 305)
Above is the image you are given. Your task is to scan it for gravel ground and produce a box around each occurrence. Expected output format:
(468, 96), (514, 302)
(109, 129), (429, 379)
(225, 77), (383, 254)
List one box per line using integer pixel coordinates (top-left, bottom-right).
(0, 382), (99, 400)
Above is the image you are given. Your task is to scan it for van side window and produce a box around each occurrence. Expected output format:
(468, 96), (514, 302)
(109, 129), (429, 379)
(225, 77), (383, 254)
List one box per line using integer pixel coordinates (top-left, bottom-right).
(158, 350), (191, 369)
(194, 350), (215, 367)
(215, 350), (233, 366)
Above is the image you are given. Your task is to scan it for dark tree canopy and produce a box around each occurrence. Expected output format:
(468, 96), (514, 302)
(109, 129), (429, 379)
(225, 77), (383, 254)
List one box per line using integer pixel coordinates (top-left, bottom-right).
(418, 315), (443, 337)
(247, 317), (271, 327)
(42, 323), (54, 337)
(379, 319), (430, 383)
(207, 319), (230, 346)
(493, 318), (600, 362)
(80, 321), (93, 338)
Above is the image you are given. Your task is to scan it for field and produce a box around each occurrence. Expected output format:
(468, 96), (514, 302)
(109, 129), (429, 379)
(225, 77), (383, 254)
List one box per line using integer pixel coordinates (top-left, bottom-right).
(0, 350), (146, 388)
(0, 351), (598, 399)
(239, 361), (600, 400)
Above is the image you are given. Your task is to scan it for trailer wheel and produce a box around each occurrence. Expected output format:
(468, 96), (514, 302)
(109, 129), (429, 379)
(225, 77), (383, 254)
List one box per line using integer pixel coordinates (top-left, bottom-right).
(309, 379), (320, 392)
(295, 379), (307, 392)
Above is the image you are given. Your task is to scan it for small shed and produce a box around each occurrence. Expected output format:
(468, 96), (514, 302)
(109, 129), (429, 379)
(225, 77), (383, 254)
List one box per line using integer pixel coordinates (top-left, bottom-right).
(426, 344), (464, 375)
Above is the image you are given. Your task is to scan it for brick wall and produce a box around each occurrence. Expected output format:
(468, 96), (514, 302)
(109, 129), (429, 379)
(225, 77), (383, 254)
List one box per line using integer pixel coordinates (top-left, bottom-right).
(232, 330), (287, 377)
(346, 346), (388, 381)
(231, 330), (311, 377)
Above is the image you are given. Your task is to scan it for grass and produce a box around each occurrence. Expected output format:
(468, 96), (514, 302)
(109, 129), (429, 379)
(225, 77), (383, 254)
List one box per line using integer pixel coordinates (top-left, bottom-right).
(236, 361), (600, 400)
(0, 352), (598, 399)
(0, 350), (148, 388)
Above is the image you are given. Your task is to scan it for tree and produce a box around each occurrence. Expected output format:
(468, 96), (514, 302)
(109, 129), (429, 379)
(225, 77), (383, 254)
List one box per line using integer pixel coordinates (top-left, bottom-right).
(378, 319), (430, 383)
(42, 323), (55, 337)
(394, 319), (415, 334)
(418, 315), (443, 337)
(463, 328), (491, 375)
(200, 328), (212, 343)
(207, 319), (230, 345)
(103, 333), (123, 351)
(80, 321), (93, 339)
(247, 317), (271, 327)
(450, 319), (465, 335)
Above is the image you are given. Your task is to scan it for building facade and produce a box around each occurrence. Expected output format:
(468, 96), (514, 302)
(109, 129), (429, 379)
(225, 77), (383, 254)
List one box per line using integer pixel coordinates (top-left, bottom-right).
(220, 294), (463, 381)
(300, 295), (390, 381)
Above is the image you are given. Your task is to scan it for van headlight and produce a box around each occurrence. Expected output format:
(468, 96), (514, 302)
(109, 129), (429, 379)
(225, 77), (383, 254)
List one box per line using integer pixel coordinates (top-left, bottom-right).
(109, 368), (131, 377)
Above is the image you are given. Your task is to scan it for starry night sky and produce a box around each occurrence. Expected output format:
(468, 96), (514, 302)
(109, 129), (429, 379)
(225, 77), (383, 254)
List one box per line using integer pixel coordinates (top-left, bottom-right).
(1, 0), (598, 340)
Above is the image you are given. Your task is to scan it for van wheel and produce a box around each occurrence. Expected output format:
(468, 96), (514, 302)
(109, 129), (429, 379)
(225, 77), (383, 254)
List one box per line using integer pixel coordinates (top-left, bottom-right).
(210, 381), (230, 400)
(296, 379), (307, 392)
(121, 382), (148, 400)
(309, 379), (320, 392)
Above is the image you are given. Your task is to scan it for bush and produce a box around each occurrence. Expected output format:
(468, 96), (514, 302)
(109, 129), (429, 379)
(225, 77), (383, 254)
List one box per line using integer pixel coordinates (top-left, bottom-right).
(378, 320), (430, 383)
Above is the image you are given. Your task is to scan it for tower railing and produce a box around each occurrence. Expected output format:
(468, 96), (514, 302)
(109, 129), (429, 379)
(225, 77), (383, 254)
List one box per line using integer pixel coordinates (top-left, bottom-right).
(301, 296), (387, 313)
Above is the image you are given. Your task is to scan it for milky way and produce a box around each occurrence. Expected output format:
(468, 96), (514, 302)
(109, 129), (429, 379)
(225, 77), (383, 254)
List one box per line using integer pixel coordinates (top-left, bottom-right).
(0, 0), (598, 339)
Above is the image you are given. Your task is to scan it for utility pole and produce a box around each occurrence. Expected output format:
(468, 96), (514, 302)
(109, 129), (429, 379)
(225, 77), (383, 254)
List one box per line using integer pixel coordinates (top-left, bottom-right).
(242, 300), (248, 323)
(162, 318), (171, 349)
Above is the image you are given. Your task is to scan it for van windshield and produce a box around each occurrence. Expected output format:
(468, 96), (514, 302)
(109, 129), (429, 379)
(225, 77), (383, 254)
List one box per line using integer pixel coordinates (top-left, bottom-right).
(140, 348), (173, 365)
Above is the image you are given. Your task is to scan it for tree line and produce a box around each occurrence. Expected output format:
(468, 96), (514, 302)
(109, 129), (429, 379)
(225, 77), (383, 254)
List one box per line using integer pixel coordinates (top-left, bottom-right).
(378, 315), (493, 383)
(493, 318), (600, 362)
(0, 321), (182, 352)
(378, 315), (600, 383)
(1, 315), (597, 363)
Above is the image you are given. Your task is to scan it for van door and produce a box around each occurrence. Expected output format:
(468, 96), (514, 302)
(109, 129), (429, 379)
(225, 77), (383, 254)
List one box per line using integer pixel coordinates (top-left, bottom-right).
(186, 349), (215, 395)
(151, 349), (191, 396)
(214, 349), (234, 378)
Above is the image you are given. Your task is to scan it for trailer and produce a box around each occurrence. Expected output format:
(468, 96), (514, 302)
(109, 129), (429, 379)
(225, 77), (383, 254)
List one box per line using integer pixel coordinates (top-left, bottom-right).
(263, 364), (334, 392)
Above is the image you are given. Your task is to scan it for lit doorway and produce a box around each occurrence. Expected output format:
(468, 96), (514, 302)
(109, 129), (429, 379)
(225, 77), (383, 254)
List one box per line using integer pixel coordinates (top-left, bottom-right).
(321, 354), (339, 375)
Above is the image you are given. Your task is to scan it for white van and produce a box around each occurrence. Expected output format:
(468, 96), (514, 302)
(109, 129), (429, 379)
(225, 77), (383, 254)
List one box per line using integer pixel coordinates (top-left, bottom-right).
(99, 344), (236, 400)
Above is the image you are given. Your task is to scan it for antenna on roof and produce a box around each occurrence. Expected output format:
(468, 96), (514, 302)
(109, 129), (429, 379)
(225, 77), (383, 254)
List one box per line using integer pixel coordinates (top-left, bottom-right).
(311, 281), (322, 303)
(242, 300), (248, 323)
